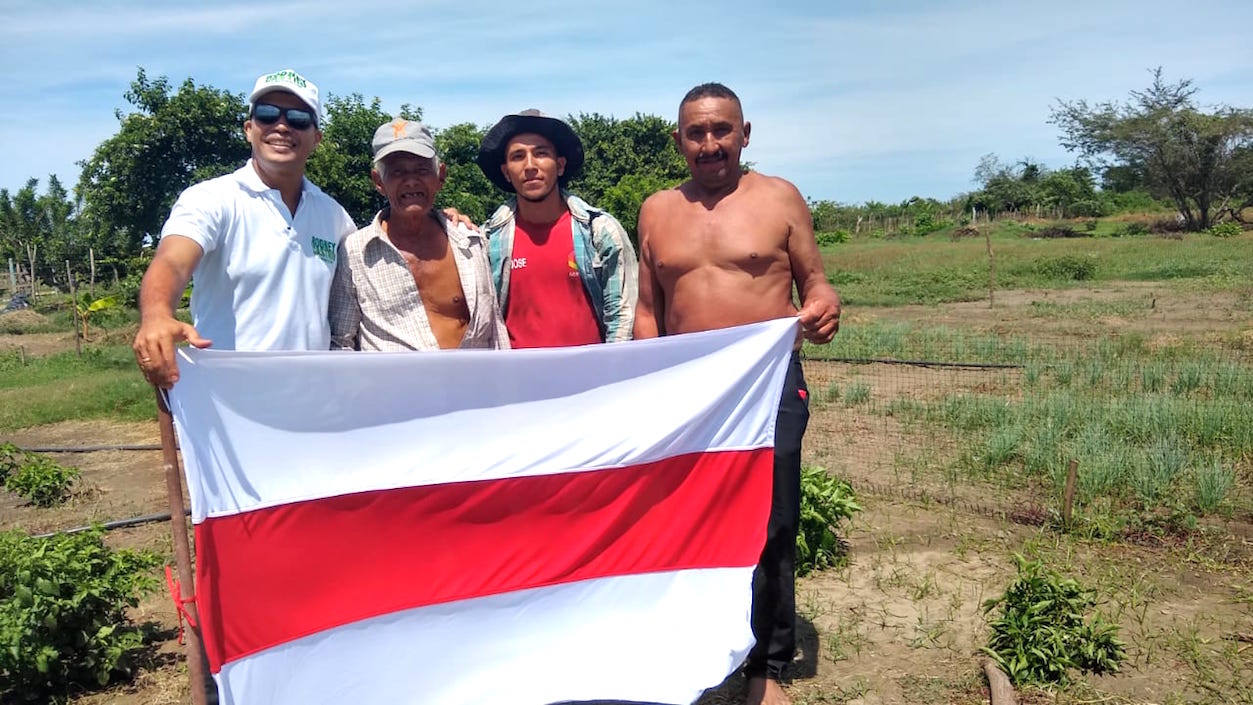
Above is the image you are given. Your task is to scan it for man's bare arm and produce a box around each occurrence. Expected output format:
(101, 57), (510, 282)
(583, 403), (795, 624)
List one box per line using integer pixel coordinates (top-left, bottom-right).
(781, 181), (840, 344)
(632, 198), (665, 339)
(133, 235), (212, 389)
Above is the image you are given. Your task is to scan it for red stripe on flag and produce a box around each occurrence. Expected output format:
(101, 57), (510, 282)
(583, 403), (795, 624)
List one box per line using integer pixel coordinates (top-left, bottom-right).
(195, 448), (772, 671)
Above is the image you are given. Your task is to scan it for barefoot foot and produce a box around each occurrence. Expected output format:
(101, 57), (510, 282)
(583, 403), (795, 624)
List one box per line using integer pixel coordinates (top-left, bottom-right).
(745, 676), (790, 705)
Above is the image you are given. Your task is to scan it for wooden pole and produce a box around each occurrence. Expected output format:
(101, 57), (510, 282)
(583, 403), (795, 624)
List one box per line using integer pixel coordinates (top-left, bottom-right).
(983, 659), (1017, 705)
(67, 260), (81, 357)
(984, 229), (996, 308)
(1062, 458), (1079, 530)
(18, 345), (25, 365)
(89, 248), (96, 300)
(156, 390), (209, 705)
(6, 258), (14, 292)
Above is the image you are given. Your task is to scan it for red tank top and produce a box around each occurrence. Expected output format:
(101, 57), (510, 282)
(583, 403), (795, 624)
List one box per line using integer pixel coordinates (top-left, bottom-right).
(505, 211), (602, 348)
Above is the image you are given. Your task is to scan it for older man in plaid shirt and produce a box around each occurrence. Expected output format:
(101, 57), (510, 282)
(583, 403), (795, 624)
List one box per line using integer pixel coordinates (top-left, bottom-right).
(329, 118), (508, 351)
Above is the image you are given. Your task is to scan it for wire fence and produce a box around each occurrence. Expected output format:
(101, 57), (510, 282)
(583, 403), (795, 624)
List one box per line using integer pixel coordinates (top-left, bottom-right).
(799, 327), (1253, 521)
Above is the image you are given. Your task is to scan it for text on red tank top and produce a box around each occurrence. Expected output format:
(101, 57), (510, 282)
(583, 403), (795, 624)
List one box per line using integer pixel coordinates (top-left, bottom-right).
(505, 210), (602, 348)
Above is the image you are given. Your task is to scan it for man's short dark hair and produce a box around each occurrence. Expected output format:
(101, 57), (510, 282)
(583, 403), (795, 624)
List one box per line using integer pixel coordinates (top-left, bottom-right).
(680, 83), (743, 112)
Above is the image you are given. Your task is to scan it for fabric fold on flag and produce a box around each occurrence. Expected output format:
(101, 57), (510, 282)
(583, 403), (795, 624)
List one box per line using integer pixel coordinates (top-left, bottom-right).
(169, 317), (798, 705)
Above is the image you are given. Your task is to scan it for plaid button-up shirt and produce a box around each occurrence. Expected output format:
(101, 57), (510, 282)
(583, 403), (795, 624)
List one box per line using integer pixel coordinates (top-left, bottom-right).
(328, 210), (509, 351)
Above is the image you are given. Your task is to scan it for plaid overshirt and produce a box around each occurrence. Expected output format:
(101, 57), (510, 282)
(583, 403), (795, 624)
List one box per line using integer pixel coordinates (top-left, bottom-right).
(483, 191), (638, 343)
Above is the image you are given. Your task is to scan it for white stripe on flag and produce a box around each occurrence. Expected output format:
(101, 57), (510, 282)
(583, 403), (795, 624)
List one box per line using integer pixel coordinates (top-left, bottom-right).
(171, 318), (798, 520)
(216, 567), (755, 705)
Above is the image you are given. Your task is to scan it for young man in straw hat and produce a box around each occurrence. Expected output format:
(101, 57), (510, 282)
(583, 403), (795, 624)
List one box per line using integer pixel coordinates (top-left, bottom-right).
(476, 110), (637, 348)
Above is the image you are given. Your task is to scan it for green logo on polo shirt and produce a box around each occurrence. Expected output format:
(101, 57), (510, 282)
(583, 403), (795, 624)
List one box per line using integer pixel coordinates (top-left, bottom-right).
(311, 236), (336, 263)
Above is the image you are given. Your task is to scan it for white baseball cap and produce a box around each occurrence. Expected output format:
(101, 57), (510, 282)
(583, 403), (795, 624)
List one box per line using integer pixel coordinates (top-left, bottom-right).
(248, 69), (320, 123)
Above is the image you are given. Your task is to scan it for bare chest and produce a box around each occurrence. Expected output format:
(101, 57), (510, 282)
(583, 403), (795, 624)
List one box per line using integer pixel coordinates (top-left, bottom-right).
(651, 204), (790, 278)
(396, 248), (468, 317)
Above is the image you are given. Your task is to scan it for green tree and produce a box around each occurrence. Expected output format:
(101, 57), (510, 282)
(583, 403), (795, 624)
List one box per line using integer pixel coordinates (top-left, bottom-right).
(76, 68), (248, 255)
(1038, 167), (1106, 217)
(566, 113), (688, 235)
(37, 176), (83, 289)
(0, 177), (79, 291)
(306, 95), (421, 226)
(967, 154), (1042, 215)
(0, 182), (41, 289)
(1050, 68), (1253, 230)
(433, 122), (497, 224)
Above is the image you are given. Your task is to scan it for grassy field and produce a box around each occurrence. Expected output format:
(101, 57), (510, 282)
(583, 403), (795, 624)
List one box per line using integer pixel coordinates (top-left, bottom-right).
(1, 223), (1251, 704)
(824, 223), (1253, 307)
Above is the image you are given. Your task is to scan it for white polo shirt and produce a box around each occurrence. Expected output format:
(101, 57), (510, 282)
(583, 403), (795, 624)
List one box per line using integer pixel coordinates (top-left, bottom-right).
(161, 161), (357, 351)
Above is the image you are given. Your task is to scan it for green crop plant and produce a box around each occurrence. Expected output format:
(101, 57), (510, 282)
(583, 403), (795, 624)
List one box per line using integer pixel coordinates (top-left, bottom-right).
(796, 466), (861, 577)
(0, 529), (161, 700)
(1, 446), (79, 507)
(1134, 435), (1188, 505)
(982, 554), (1125, 686)
(1192, 457), (1235, 515)
(843, 383), (871, 406)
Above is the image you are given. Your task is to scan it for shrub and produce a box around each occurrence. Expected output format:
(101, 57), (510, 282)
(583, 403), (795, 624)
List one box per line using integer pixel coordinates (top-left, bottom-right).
(796, 466), (861, 576)
(912, 212), (946, 236)
(1033, 226), (1085, 239)
(1206, 222), (1242, 238)
(1068, 199), (1112, 218)
(1033, 255), (1097, 281)
(982, 554), (1125, 686)
(0, 442), (21, 484)
(2, 447), (79, 507)
(1115, 222), (1149, 237)
(0, 528), (161, 700)
(816, 229), (850, 247)
(1149, 216), (1188, 234)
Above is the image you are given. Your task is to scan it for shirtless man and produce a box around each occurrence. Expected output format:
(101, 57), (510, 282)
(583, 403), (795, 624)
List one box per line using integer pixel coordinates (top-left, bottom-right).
(634, 83), (840, 705)
(329, 118), (507, 351)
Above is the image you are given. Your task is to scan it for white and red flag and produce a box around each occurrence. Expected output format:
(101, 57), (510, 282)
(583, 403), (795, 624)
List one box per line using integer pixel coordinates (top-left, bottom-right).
(169, 317), (797, 705)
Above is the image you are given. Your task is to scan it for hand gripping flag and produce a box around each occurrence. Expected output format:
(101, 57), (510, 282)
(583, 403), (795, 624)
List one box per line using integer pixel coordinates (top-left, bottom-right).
(168, 318), (798, 705)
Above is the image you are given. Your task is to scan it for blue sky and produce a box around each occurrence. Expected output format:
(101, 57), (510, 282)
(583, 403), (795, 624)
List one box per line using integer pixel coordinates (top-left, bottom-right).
(3, 0), (1251, 206)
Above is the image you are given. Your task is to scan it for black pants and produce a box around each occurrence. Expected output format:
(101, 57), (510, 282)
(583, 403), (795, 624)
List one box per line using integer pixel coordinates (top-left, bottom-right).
(744, 352), (808, 680)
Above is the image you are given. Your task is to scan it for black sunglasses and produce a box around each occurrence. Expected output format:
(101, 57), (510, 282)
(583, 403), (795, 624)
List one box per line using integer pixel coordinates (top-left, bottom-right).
(251, 103), (316, 130)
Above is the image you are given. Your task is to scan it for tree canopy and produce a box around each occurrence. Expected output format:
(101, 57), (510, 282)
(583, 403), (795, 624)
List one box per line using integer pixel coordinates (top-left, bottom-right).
(76, 69), (249, 255)
(0, 176), (82, 290)
(306, 95), (421, 226)
(1050, 68), (1253, 230)
(566, 113), (689, 239)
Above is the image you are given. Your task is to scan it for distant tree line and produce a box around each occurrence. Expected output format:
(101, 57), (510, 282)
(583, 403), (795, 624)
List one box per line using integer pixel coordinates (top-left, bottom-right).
(1, 68), (1249, 293)
(810, 68), (1251, 236)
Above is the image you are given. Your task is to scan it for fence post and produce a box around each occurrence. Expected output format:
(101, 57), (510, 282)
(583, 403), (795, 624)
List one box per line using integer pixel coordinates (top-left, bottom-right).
(7, 258), (14, 292)
(985, 228), (996, 308)
(1062, 459), (1079, 529)
(67, 260), (81, 356)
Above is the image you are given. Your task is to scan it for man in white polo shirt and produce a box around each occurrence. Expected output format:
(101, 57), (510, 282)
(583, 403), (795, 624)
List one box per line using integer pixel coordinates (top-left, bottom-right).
(133, 68), (356, 388)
